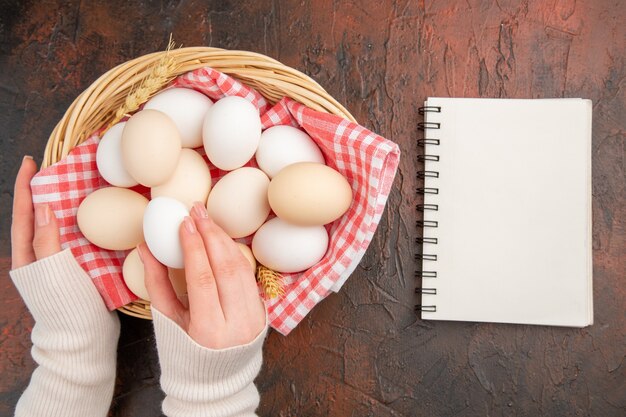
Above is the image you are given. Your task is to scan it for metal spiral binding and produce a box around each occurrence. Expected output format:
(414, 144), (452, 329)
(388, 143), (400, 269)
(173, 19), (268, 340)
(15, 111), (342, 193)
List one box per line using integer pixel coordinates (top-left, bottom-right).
(416, 204), (438, 211)
(417, 171), (439, 179)
(418, 138), (440, 146)
(415, 237), (438, 244)
(416, 187), (439, 195)
(418, 106), (441, 115)
(415, 105), (441, 313)
(418, 121), (441, 130)
(417, 154), (439, 162)
(416, 220), (438, 228)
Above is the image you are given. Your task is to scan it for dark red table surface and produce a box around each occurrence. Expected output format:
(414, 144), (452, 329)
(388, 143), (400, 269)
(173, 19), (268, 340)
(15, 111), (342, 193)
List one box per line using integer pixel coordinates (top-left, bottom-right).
(1, 1), (624, 416)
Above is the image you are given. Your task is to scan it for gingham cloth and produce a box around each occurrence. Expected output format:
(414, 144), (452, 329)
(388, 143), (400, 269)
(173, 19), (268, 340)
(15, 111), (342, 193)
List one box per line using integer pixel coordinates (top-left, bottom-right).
(30, 67), (400, 335)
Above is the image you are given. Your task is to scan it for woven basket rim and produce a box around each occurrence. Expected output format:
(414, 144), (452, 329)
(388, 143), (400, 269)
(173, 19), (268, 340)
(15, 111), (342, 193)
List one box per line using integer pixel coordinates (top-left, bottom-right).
(43, 46), (356, 320)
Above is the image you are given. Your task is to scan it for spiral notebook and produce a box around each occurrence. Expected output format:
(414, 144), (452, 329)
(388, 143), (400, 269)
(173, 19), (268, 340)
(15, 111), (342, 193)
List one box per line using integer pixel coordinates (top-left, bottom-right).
(416, 98), (593, 327)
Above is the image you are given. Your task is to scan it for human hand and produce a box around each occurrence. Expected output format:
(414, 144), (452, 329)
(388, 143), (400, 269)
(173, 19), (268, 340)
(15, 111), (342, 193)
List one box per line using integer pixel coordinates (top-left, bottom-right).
(140, 202), (266, 349)
(10, 159), (121, 417)
(11, 156), (62, 270)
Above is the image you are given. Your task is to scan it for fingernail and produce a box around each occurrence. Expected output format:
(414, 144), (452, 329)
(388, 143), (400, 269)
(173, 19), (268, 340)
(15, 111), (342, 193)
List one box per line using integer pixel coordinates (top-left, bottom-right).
(23, 155), (33, 162)
(35, 204), (50, 227)
(183, 216), (196, 233)
(136, 245), (144, 262)
(192, 202), (209, 218)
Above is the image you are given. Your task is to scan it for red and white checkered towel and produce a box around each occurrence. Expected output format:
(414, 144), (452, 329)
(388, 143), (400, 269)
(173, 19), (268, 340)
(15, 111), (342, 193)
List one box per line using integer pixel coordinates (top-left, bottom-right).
(30, 67), (400, 335)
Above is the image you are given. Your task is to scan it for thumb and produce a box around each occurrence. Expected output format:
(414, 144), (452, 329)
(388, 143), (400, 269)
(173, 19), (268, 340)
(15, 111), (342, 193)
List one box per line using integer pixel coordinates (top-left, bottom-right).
(140, 243), (186, 325)
(32, 204), (62, 260)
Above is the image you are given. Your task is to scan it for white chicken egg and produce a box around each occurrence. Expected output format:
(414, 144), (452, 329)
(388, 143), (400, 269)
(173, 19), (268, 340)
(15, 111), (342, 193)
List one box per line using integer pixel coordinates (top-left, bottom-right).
(255, 125), (325, 178)
(144, 88), (213, 148)
(202, 96), (262, 170)
(251, 217), (329, 273)
(143, 197), (189, 269)
(96, 122), (138, 187)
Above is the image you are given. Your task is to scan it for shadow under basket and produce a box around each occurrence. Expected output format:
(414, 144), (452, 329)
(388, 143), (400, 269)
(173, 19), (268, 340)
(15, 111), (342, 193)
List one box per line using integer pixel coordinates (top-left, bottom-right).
(42, 46), (356, 320)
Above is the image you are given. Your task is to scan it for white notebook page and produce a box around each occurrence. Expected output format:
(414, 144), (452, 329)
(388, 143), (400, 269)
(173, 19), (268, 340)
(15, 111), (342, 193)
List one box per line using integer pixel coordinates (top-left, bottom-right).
(420, 98), (593, 327)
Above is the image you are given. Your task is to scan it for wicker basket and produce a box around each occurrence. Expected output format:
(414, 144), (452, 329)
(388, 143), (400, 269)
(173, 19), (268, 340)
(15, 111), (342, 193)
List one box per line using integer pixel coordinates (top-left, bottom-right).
(42, 46), (356, 320)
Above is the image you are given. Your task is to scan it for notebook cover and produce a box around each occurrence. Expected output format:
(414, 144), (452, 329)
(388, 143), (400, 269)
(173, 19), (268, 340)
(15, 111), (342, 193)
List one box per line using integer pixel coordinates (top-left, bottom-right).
(419, 98), (593, 327)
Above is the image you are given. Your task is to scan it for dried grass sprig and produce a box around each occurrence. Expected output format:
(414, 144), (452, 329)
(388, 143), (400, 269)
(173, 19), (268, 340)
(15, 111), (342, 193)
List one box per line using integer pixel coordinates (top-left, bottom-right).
(256, 265), (285, 299)
(107, 36), (179, 129)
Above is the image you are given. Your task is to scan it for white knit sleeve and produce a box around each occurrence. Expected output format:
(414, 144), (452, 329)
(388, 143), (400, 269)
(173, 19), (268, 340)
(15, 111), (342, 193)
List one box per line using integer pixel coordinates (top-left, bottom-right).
(9, 249), (121, 417)
(152, 307), (268, 417)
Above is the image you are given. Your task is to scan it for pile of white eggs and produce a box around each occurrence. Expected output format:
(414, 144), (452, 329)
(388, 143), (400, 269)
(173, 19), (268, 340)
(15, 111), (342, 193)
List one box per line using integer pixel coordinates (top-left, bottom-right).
(76, 88), (353, 300)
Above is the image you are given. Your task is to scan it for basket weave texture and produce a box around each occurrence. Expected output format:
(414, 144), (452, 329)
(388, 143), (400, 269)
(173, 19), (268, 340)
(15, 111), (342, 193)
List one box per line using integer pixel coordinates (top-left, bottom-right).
(42, 47), (355, 320)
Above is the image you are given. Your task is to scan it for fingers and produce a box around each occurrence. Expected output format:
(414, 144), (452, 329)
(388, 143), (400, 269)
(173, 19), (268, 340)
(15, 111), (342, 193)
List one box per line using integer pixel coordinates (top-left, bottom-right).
(32, 204), (62, 260)
(179, 216), (224, 325)
(11, 156), (37, 269)
(140, 243), (186, 323)
(190, 202), (263, 322)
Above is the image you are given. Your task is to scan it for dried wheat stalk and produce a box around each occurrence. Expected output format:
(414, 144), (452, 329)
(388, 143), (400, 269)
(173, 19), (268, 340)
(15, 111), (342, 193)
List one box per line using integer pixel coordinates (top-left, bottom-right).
(107, 36), (179, 129)
(256, 265), (285, 299)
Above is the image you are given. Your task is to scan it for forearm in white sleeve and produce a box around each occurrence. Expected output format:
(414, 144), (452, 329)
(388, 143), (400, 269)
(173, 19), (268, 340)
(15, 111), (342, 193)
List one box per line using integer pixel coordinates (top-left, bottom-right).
(152, 307), (268, 417)
(9, 249), (121, 417)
